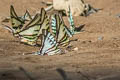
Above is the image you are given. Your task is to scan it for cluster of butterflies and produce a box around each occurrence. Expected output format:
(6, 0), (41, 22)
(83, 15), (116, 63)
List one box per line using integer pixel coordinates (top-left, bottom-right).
(2, 5), (84, 56)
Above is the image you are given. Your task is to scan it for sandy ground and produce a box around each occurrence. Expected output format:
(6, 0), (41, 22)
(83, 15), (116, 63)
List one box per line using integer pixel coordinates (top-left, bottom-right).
(0, 0), (120, 80)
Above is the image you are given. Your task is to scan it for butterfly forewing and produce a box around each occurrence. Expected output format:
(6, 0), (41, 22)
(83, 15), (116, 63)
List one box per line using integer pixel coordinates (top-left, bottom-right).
(19, 25), (40, 45)
(22, 10), (32, 21)
(68, 6), (83, 34)
(55, 14), (69, 46)
(21, 13), (40, 30)
(39, 8), (46, 24)
(68, 6), (75, 34)
(10, 5), (24, 33)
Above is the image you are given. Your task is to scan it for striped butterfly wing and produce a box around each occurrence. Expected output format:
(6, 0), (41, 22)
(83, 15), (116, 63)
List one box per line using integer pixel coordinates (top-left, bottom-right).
(21, 13), (41, 31)
(60, 13), (73, 37)
(34, 29), (61, 55)
(17, 8), (50, 46)
(64, 25), (73, 37)
(18, 14), (41, 46)
(68, 6), (84, 34)
(22, 10), (32, 21)
(51, 14), (57, 36)
(21, 8), (49, 35)
(55, 14), (70, 46)
(51, 14), (72, 38)
(20, 8), (47, 31)
(68, 6), (75, 35)
(37, 8), (50, 35)
(10, 5), (24, 33)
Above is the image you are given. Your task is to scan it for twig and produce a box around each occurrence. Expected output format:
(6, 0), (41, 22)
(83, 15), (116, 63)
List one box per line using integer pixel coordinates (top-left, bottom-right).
(19, 67), (35, 80)
(45, 5), (53, 12)
(77, 70), (92, 80)
(56, 68), (69, 80)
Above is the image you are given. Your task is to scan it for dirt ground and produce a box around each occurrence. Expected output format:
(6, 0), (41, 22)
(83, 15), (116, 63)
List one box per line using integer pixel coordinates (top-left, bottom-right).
(0, 0), (120, 80)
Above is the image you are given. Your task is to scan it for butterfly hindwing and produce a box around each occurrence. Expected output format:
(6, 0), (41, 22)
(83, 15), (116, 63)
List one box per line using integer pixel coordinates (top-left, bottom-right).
(34, 29), (61, 55)
(21, 13), (40, 30)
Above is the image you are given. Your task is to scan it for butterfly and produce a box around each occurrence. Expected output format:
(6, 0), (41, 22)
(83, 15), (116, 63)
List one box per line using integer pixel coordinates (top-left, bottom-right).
(68, 6), (84, 35)
(34, 29), (61, 55)
(17, 8), (50, 46)
(51, 14), (73, 38)
(16, 13), (41, 45)
(54, 14), (70, 46)
(51, 14), (57, 36)
(2, 5), (32, 35)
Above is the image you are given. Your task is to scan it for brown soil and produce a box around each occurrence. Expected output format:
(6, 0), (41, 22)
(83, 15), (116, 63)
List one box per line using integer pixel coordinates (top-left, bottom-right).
(0, 0), (120, 80)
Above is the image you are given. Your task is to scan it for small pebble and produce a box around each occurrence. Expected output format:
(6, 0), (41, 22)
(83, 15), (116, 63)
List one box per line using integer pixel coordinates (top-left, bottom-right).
(22, 53), (25, 55)
(116, 14), (120, 18)
(74, 47), (78, 51)
(98, 36), (104, 40)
